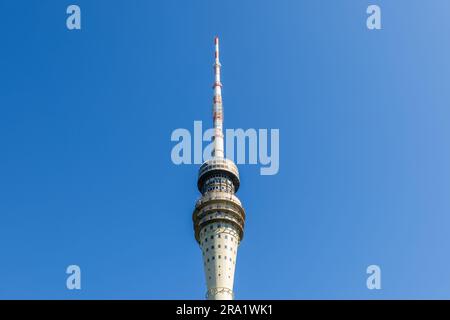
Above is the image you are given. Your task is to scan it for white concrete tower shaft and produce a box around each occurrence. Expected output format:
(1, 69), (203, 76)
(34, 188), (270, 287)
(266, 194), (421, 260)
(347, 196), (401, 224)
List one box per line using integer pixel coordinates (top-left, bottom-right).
(193, 37), (245, 300)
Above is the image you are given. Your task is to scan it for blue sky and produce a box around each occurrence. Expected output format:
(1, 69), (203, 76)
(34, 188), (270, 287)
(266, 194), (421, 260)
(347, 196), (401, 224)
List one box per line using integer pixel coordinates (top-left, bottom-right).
(1, 0), (450, 299)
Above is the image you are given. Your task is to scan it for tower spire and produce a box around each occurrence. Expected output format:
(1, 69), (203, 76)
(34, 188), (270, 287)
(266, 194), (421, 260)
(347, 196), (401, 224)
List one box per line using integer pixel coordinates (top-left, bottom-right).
(212, 36), (224, 158)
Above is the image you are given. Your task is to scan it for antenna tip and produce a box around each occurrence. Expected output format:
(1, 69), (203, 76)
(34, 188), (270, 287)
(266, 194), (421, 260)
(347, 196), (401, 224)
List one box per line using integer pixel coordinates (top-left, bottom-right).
(214, 36), (219, 44)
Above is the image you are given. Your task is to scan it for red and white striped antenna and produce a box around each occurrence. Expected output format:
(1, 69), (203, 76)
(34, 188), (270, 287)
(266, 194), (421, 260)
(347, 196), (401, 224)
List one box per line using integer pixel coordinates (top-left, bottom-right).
(212, 36), (224, 158)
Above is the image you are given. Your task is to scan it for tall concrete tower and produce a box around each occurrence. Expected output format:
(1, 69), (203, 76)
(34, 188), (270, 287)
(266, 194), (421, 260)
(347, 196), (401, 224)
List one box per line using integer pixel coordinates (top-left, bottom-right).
(193, 37), (246, 300)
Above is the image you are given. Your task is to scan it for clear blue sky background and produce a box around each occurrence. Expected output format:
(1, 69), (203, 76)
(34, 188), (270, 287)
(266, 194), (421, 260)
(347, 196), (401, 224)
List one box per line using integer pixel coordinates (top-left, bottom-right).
(1, 0), (450, 299)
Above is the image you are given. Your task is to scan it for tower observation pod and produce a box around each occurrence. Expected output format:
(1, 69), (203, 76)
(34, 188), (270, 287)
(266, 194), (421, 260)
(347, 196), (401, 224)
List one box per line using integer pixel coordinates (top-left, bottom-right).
(192, 37), (246, 300)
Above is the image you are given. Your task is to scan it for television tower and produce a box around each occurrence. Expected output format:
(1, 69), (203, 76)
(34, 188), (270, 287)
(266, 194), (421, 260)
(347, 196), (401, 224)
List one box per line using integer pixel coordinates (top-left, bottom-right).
(193, 37), (246, 300)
